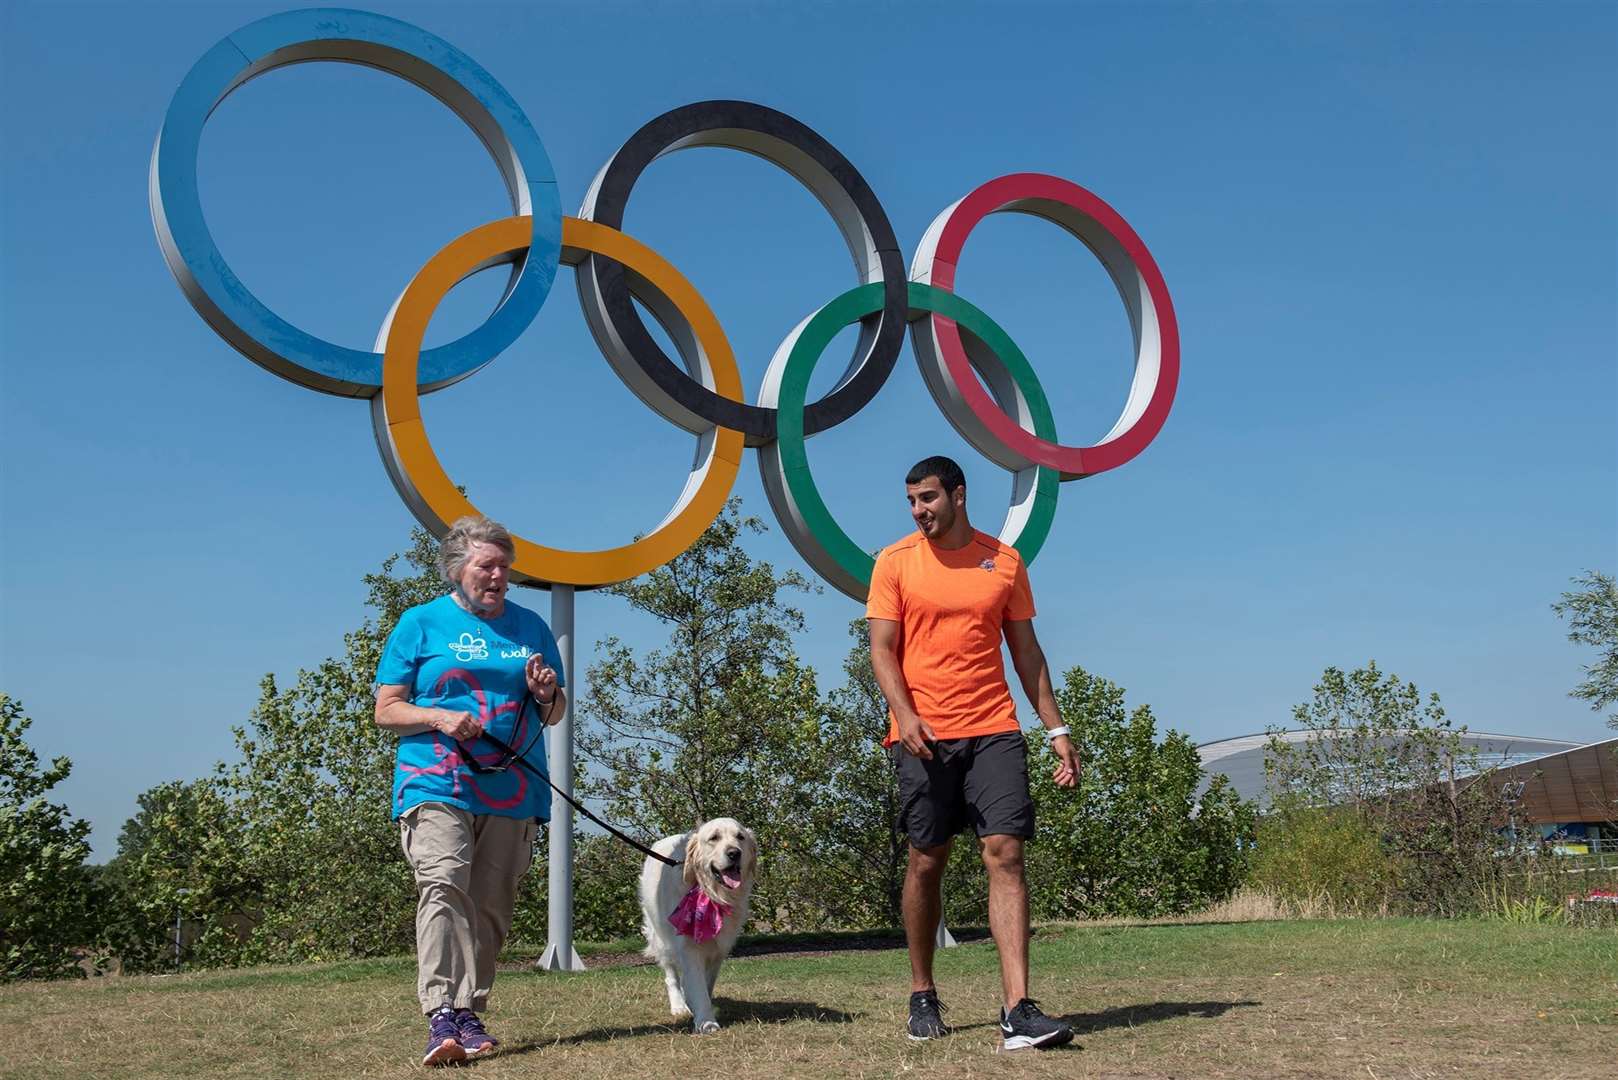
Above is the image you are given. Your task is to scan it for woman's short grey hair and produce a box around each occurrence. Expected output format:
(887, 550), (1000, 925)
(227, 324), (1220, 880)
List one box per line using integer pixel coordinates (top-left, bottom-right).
(437, 516), (516, 586)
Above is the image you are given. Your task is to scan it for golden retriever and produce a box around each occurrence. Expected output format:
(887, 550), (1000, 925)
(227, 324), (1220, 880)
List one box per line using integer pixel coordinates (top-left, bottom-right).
(639, 817), (757, 1033)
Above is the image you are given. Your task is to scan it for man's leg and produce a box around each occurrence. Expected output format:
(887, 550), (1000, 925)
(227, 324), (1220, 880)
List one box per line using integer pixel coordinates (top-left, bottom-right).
(891, 739), (966, 1040)
(965, 734), (1072, 1050)
(902, 840), (952, 992)
(980, 833), (1029, 1008)
(985, 835), (1071, 1052)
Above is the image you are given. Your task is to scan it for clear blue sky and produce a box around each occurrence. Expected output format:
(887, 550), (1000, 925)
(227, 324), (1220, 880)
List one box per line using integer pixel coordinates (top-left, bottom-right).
(2, 1), (1614, 857)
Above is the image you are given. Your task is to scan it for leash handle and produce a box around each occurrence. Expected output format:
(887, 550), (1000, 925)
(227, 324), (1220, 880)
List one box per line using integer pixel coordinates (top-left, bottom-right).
(465, 720), (681, 868)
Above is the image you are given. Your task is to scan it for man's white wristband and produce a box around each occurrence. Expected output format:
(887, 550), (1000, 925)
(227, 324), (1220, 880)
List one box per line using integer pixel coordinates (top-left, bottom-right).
(1044, 725), (1071, 740)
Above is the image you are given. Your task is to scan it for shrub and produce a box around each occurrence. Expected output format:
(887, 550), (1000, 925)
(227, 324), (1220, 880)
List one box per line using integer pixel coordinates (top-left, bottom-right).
(1248, 801), (1399, 912)
(0, 695), (100, 981)
(1026, 667), (1257, 919)
(511, 831), (644, 945)
(1260, 663), (1512, 916)
(99, 778), (259, 972)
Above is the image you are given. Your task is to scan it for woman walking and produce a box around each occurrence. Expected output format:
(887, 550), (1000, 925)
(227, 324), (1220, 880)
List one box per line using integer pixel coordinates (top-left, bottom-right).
(375, 516), (564, 1065)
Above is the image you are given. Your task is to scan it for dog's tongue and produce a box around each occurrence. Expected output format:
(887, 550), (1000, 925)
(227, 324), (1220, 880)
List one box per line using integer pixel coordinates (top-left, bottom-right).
(722, 872), (742, 890)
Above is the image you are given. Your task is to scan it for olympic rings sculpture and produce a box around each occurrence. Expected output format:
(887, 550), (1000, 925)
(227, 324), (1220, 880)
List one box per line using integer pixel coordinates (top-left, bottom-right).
(151, 8), (1180, 601)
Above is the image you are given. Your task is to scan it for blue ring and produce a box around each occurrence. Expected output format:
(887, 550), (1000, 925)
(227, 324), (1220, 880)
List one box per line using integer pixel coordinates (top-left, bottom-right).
(149, 8), (561, 397)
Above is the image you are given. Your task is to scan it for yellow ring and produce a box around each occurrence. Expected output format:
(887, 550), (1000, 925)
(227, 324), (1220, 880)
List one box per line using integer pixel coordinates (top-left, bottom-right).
(378, 216), (745, 586)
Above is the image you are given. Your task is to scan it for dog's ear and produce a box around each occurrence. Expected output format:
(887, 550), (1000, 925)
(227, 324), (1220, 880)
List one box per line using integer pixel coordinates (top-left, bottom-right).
(740, 826), (758, 885)
(682, 828), (702, 887)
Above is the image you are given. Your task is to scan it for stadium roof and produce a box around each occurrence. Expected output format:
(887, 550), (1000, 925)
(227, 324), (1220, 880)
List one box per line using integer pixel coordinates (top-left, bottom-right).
(1486, 738), (1618, 824)
(1195, 730), (1594, 810)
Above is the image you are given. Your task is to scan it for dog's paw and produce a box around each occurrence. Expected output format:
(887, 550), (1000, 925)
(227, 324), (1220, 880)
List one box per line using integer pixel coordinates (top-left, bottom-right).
(693, 1019), (720, 1035)
(670, 1005), (692, 1020)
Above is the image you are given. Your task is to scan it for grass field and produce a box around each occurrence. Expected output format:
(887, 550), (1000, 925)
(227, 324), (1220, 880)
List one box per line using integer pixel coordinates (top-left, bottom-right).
(5, 918), (1614, 1079)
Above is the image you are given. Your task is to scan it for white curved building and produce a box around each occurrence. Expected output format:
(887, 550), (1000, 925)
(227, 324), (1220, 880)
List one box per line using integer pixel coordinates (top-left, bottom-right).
(1197, 730), (1584, 805)
(1197, 731), (1618, 850)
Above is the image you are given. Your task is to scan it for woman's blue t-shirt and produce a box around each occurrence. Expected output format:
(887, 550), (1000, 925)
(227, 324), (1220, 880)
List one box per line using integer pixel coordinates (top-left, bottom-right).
(376, 594), (564, 821)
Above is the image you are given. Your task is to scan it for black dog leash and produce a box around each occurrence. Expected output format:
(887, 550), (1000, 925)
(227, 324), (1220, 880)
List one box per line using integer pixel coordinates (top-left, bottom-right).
(456, 697), (680, 868)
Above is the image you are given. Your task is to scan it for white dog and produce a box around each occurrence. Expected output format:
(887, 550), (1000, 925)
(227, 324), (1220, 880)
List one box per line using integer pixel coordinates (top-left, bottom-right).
(639, 817), (757, 1033)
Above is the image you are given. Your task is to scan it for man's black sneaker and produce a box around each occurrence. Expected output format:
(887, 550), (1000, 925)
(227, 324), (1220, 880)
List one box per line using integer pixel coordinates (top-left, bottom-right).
(999, 998), (1073, 1050)
(907, 989), (949, 1040)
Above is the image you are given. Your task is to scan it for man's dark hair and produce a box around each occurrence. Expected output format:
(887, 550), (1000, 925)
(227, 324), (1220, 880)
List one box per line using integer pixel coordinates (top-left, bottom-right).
(905, 455), (965, 493)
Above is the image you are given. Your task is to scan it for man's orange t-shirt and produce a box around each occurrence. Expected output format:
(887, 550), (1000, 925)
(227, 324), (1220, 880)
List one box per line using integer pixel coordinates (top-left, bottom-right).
(865, 529), (1036, 747)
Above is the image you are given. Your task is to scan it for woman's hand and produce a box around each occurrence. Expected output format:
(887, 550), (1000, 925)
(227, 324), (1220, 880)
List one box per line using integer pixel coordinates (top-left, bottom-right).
(376, 684), (471, 739)
(525, 654), (558, 703)
(433, 710), (483, 742)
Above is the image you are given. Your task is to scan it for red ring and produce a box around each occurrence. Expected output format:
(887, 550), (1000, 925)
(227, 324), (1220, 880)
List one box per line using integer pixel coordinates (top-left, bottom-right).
(921, 173), (1179, 477)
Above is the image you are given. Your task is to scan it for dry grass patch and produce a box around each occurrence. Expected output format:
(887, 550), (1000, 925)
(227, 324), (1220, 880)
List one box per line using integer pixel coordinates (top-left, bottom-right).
(3, 919), (1613, 1080)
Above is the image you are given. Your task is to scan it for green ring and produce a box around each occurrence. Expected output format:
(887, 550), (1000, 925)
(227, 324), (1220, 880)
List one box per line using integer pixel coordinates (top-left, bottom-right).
(768, 281), (1060, 599)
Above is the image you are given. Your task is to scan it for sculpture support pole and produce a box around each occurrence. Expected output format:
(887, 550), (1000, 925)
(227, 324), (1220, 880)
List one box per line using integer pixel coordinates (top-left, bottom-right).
(538, 584), (586, 972)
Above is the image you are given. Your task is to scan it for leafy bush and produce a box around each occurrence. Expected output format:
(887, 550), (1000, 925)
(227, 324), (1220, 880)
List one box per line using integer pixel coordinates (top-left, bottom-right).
(939, 836), (991, 926)
(99, 778), (259, 972)
(577, 509), (916, 934)
(0, 695), (100, 981)
(1258, 663), (1513, 916)
(1026, 667), (1257, 919)
(510, 831), (644, 944)
(1494, 894), (1563, 925)
(1248, 801), (1399, 912)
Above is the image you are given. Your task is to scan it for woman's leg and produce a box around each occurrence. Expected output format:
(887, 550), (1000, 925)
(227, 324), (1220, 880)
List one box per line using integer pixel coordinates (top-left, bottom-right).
(467, 814), (537, 1012)
(399, 803), (479, 1015)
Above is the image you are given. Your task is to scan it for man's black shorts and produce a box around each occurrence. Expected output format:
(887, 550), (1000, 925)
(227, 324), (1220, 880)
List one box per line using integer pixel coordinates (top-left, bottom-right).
(889, 731), (1035, 849)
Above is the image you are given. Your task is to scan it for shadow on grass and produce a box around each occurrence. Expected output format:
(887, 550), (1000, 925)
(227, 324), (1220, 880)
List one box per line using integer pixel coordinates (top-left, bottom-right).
(495, 998), (859, 1054)
(716, 997), (860, 1025)
(507, 925), (1024, 970)
(1062, 1000), (1261, 1034)
(730, 926), (991, 957)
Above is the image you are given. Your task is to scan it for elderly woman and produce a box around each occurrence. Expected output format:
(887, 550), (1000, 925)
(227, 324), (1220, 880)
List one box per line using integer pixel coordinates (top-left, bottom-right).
(375, 515), (564, 1066)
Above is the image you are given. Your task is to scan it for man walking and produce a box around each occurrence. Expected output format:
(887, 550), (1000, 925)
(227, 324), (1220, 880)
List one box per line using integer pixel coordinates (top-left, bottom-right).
(867, 456), (1080, 1051)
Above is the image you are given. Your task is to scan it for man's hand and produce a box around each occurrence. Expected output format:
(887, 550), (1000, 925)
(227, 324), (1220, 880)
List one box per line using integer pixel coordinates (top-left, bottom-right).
(897, 711), (938, 760)
(1050, 734), (1080, 788)
(869, 618), (932, 758)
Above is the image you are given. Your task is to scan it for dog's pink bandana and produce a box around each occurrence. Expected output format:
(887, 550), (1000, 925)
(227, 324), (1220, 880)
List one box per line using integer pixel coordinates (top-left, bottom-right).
(669, 886), (731, 942)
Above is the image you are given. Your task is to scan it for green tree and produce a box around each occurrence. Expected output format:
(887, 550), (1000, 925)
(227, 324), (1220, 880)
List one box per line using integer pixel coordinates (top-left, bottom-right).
(1265, 662), (1457, 817)
(1026, 667), (1256, 919)
(101, 526), (655, 964)
(0, 694), (99, 980)
(95, 531), (451, 969)
(100, 778), (256, 972)
(1552, 570), (1618, 729)
(804, 620), (909, 927)
(1261, 663), (1506, 915)
(578, 501), (838, 927)
(217, 528), (447, 962)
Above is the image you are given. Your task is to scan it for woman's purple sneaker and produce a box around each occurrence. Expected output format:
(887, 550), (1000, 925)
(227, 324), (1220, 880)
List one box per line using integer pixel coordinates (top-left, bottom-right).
(422, 1006), (465, 1066)
(455, 1009), (498, 1058)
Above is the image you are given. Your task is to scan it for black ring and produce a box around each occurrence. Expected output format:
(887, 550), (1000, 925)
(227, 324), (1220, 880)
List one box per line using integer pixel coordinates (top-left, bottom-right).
(576, 100), (905, 446)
